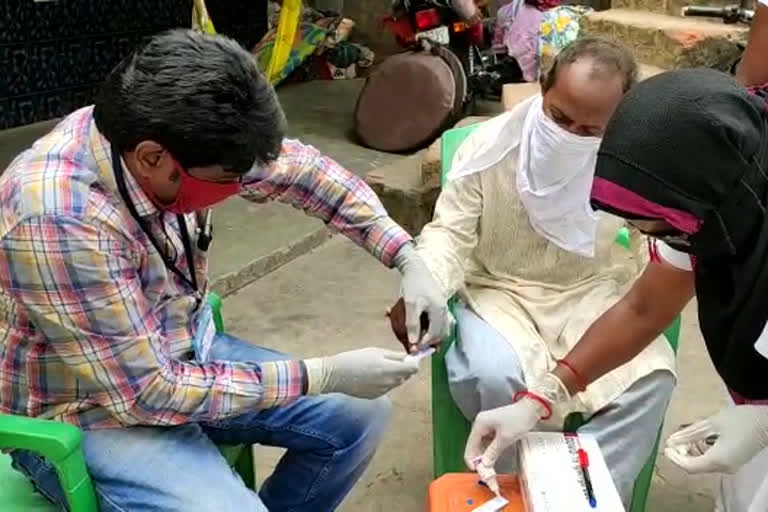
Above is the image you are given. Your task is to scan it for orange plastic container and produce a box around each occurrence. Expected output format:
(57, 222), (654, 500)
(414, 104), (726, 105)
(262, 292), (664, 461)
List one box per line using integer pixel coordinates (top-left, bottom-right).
(427, 473), (525, 512)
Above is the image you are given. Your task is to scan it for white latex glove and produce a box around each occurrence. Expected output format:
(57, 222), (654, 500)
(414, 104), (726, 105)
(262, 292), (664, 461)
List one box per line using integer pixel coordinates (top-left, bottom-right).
(465, 397), (543, 471)
(464, 372), (570, 470)
(665, 405), (768, 474)
(393, 243), (452, 349)
(304, 347), (419, 399)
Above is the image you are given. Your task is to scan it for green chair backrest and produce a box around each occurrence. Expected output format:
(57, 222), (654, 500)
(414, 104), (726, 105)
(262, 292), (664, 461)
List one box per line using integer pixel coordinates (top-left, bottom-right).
(0, 413), (98, 512)
(432, 123), (681, 512)
(430, 126), (483, 477)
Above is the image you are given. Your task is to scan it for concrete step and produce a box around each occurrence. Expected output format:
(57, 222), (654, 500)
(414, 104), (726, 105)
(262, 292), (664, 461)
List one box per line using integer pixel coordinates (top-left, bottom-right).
(580, 8), (747, 71)
(610, 0), (735, 18)
(365, 151), (439, 237)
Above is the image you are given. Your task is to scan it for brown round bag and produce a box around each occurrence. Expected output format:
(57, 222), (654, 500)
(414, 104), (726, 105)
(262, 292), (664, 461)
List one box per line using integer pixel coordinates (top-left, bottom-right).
(355, 51), (457, 152)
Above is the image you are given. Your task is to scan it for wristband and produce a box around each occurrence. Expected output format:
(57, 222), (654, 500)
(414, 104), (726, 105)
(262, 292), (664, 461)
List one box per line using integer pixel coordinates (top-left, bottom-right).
(557, 359), (587, 393)
(513, 390), (553, 420)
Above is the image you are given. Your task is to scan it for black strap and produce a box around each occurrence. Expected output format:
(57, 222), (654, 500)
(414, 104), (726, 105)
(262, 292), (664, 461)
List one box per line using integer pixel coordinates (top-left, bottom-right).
(111, 145), (199, 294)
(176, 211), (199, 292)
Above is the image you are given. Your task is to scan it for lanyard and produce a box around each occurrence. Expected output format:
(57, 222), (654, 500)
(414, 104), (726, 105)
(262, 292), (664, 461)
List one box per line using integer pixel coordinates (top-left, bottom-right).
(111, 146), (200, 296)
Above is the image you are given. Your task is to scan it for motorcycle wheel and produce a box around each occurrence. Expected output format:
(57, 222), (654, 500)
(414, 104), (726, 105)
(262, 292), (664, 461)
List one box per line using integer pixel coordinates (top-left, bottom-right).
(448, 41), (482, 111)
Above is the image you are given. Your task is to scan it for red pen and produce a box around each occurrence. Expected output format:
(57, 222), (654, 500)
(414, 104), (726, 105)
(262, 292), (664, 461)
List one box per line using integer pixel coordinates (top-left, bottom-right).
(574, 435), (597, 508)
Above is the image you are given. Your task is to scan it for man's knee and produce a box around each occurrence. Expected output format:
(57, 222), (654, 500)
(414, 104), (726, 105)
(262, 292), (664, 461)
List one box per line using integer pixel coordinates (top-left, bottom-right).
(319, 394), (392, 452)
(163, 478), (267, 512)
(360, 396), (393, 442)
(631, 369), (676, 414)
(651, 369), (676, 396)
(447, 350), (525, 415)
(448, 341), (524, 391)
(581, 370), (677, 504)
(475, 371), (524, 401)
(150, 476), (268, 512)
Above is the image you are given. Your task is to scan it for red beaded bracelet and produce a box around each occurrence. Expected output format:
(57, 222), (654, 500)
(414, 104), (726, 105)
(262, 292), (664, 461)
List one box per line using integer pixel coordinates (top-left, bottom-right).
(513, 390), (553, 420)
(557, 359), (587, 393)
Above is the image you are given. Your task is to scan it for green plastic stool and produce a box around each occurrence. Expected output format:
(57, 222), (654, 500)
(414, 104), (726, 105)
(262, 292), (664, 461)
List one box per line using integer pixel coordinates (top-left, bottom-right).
(0, 292), (256, 512)
(431, 124), (681, 512)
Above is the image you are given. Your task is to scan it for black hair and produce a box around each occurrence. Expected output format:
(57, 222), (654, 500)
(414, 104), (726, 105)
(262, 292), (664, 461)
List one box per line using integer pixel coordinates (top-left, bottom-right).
(540, 37), (638, 94)
(94, 29), (285, 174)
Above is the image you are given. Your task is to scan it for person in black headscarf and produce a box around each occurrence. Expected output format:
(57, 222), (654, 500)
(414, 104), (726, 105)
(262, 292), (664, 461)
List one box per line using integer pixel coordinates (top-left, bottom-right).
(464, 68), (768, 510)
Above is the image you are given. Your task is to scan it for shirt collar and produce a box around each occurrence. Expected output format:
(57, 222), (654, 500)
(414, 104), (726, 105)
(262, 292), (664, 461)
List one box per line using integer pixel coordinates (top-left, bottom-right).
(88, 113), (159, 218)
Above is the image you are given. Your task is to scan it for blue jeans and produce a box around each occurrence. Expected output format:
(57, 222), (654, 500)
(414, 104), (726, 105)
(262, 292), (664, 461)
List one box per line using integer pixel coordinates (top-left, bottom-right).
(11, 333), (392, 511)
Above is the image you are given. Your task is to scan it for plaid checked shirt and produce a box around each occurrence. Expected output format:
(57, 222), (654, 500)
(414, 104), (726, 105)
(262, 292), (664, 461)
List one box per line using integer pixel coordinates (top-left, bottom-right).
(0, 107), (411, 429)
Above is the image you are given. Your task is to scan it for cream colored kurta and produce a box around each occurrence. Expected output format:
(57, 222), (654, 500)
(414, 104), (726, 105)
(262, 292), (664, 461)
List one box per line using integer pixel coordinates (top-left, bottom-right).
(417, 110), (676, 426)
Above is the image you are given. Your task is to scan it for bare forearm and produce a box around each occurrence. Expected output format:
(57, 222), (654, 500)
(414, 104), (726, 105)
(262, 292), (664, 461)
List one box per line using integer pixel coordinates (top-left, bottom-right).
(553, 261), (695, 395)
(737, 5), (768, 86)
(553, 299), (671, 393)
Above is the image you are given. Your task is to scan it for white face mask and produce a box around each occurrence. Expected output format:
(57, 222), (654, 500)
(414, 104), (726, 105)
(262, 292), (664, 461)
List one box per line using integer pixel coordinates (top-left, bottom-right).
(517, 95), (602, 257)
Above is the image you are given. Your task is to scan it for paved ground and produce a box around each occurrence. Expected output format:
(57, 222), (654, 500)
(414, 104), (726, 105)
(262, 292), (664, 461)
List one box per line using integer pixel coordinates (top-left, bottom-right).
(224, 237), (725, 512)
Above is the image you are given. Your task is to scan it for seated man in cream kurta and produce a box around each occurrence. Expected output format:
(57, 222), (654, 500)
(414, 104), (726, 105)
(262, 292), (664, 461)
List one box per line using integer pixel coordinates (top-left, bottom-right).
(394, 38), (676, 504)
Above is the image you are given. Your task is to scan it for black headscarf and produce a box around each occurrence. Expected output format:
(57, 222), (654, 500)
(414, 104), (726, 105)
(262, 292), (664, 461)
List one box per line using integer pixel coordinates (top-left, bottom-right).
(590, 68), (768, 399)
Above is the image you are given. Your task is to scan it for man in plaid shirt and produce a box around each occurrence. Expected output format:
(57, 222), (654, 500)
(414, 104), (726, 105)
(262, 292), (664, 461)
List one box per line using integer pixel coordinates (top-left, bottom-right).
(0, 30), (449, 511)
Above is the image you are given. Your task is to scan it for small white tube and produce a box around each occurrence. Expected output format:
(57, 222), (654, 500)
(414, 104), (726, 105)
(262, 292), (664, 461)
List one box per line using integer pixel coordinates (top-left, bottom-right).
(403, 347), (436, 364)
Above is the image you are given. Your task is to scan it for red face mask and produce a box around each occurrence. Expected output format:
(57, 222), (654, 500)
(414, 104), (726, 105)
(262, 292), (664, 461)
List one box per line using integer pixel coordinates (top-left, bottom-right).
(147, 160), (242, 214)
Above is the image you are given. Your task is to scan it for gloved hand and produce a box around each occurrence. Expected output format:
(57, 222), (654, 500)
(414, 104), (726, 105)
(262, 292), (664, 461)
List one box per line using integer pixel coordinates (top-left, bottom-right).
(464, 372), (570, 470)
(464, 396), (544, 470)
(393, 243), (451, 350)
(304, 347), (419, 399)
(664, 405), (768, 474)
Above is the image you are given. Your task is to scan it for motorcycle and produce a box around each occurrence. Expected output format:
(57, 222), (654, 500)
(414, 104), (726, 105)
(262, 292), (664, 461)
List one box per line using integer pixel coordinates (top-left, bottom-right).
(681, 0), (753, 74)
(383, 0), (522, 103)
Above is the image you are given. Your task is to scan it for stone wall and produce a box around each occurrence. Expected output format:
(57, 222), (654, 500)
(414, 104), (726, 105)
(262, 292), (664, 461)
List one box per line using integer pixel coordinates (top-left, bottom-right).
(338, 0), (754, 64)
(580, 9), (747, 71)
(611, 0), (754, 18)
(366, 154), (441, 237)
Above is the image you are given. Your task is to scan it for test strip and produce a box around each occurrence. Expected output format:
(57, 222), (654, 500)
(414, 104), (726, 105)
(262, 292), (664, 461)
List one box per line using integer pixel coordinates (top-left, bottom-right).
(403, 347), (436, 363)
(471, 496), (509, 512)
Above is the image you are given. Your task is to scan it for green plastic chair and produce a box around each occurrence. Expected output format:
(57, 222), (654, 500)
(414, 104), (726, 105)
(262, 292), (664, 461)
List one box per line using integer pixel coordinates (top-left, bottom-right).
(431, 124), (681, 512)
(0, 292), (256, 512)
